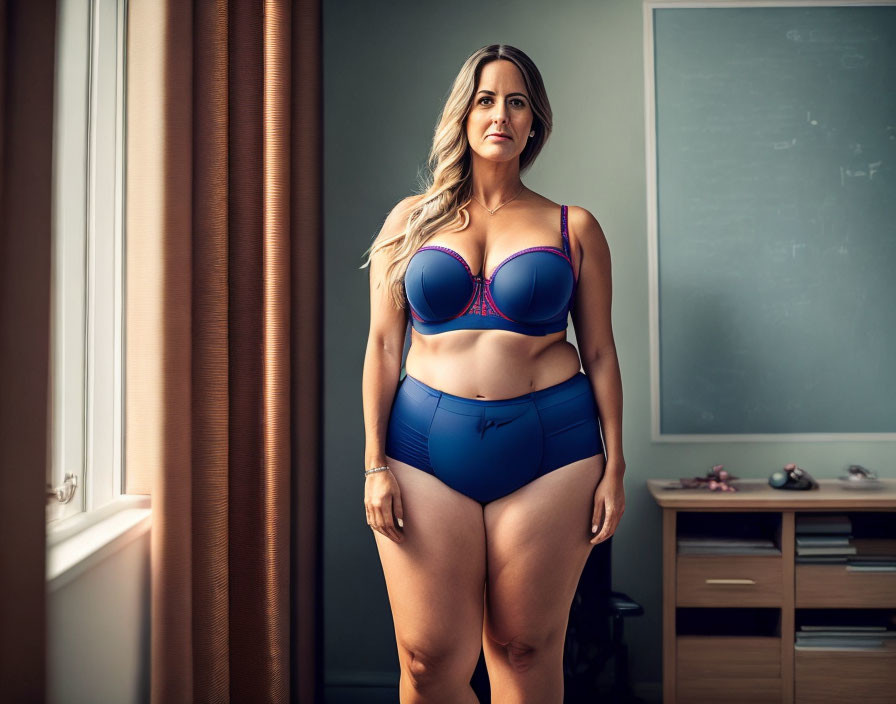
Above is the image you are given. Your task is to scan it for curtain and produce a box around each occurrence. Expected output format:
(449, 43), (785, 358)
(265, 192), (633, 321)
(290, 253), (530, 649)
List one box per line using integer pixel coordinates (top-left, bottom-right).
(0, 0), (56, 701)
(126, 1), (323, 701)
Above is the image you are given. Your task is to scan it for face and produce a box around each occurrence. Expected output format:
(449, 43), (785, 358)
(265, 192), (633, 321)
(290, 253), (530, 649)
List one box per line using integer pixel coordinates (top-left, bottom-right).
(465, 59), (534, 164)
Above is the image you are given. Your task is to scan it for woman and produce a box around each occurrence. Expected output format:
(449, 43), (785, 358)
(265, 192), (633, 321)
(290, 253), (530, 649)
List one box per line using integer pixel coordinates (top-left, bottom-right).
(360, 44), (625, 703)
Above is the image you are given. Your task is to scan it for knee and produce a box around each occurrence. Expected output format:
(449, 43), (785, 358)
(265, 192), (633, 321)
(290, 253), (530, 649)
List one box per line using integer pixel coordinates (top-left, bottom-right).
(400, 644), (452, 691)
(490, 627), (565, 673)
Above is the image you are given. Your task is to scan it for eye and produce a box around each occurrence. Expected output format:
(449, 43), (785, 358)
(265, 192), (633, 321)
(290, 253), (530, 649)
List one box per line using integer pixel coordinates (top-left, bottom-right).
(478, 97), (528, 108)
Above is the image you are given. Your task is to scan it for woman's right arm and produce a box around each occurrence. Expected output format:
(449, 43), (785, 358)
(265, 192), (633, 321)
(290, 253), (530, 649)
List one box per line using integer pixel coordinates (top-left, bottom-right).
(362, 195), (420, 543)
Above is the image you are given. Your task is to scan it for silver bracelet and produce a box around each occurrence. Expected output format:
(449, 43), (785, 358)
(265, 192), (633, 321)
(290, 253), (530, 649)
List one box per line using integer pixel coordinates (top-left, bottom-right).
(364, 464), (390, 476)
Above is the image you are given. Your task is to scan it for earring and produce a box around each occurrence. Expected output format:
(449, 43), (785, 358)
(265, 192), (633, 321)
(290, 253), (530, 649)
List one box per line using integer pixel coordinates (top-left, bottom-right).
(529, 131), (534, 138)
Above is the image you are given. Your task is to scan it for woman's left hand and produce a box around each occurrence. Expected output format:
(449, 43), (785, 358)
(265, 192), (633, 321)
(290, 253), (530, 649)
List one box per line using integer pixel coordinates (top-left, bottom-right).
(590, 464), (625, 545)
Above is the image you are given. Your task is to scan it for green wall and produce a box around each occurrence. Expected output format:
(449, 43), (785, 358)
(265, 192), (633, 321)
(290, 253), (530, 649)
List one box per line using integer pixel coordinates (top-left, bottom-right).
(323, 0), (895, 697)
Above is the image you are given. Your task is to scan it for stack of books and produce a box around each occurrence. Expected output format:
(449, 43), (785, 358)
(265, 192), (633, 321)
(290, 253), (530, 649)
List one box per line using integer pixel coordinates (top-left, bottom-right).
(795, 624), (895, 651)
(795, 514), (855, 564)
(677, 534), (780, 555)
(796, 514), (896, 570)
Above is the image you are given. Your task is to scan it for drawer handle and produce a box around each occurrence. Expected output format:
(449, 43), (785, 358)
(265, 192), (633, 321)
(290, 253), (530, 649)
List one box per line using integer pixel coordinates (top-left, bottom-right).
(704, 578), (756, 585)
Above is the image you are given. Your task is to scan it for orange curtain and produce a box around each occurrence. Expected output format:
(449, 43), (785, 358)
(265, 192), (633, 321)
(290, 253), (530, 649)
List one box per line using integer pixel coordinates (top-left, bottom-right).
(0, 0), (56, 700)
(126, 1), (323, 701)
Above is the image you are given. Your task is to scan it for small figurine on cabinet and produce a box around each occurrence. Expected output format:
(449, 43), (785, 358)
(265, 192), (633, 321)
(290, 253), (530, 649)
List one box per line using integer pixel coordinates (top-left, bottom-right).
(676, 464), (739, 492)
(768, 462), (818, 491)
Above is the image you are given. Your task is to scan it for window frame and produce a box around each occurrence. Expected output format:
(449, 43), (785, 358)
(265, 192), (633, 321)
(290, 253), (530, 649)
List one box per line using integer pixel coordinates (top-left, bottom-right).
(47, 0), (132, 535)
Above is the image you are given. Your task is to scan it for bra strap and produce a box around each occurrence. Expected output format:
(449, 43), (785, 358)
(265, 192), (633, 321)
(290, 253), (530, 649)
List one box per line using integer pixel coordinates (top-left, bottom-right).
(560, 204), (571, 258)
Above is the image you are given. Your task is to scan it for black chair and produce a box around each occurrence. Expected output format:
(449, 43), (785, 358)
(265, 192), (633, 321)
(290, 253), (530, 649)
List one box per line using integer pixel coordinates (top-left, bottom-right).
(470, 535), (645, 703)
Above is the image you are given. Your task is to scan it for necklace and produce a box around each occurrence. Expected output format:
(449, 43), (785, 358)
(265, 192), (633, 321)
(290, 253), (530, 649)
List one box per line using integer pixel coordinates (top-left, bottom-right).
(472, 184), (526, 215)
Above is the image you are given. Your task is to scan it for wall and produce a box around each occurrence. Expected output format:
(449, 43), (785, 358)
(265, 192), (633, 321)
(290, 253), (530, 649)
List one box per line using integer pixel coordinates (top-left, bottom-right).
(47, 532), (151, 704)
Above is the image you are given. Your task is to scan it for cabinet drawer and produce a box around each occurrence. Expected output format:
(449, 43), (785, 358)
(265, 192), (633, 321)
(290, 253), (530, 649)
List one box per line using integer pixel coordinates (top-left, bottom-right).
(678, 634), (781, 702)
(795, 565), (896, 607)
(678, 636), (781, 679)
(677, 555), (782, 606)
(678, 677), (781, 704)
(678, 676), (780, 703)
(795, 645), (896, 703)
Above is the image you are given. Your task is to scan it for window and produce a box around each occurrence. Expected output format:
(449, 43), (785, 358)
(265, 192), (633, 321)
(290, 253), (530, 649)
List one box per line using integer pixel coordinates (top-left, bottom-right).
(47, 0), (127, 527)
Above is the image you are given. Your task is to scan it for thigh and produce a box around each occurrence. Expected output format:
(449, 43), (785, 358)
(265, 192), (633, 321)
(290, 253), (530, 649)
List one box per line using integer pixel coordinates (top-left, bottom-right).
(482, 453), (606, 646)
(374, 454), (487, 662)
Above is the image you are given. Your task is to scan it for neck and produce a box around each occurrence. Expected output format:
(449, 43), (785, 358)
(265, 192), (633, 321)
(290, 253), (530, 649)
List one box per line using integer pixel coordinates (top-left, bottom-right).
(469, 154), (524, 209)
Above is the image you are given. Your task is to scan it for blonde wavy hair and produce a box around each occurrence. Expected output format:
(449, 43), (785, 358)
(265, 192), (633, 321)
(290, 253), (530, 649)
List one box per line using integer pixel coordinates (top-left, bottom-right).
(359, 44), (554, 310)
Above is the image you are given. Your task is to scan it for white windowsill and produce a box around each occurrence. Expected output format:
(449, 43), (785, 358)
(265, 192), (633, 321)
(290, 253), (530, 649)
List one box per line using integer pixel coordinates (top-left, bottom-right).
(46, 494), (152, 593)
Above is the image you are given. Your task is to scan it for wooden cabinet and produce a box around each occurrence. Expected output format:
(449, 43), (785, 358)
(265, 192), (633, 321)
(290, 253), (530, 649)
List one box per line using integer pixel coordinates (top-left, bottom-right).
(649, 479), (896, 704)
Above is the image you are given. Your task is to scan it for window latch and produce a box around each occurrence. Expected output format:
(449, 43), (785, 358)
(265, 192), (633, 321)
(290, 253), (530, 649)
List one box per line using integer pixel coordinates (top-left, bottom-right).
(46, 472), (78, 504)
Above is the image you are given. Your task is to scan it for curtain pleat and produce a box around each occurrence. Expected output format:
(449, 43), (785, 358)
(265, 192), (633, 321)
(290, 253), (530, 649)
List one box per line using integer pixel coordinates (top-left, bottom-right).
(192, 0), (232, 699)
(289, 1), (324, 700)
(0, 1), (56, 701)
(259, 0), (292, 699)
(127, 1), (322, 701)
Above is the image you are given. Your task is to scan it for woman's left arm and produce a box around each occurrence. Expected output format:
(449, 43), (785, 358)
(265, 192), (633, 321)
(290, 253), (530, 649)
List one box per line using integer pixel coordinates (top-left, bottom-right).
(567, 206), (626, 545)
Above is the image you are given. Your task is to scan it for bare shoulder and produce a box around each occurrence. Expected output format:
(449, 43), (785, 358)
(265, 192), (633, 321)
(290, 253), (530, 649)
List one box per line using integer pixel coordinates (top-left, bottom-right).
(373, 193), (426, 247)
(566, 204), (609, 258)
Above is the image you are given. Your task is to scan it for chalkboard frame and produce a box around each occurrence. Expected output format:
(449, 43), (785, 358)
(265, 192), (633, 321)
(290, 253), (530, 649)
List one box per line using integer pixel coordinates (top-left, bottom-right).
(643, 0), (896, 442)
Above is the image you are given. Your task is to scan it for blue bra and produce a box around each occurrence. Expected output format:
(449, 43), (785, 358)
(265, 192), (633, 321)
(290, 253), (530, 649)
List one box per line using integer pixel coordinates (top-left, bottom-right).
(404, 204), (577, 336)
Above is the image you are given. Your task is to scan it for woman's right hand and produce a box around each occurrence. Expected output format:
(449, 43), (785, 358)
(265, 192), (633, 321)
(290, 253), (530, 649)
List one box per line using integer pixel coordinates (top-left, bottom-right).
(364, 469), (405, 543)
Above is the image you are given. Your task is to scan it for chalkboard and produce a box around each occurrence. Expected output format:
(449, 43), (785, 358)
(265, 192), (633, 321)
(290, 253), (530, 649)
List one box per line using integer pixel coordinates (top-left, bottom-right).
(649, 4), (896, 437)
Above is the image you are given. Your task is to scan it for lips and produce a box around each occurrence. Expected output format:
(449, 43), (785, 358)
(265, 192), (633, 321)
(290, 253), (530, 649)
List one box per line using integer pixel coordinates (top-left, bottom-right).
(487, 133), (511, 140)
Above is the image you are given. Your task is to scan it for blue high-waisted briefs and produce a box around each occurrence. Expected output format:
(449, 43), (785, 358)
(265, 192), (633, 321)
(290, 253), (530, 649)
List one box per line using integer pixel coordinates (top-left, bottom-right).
(385, 371), (604, 504)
